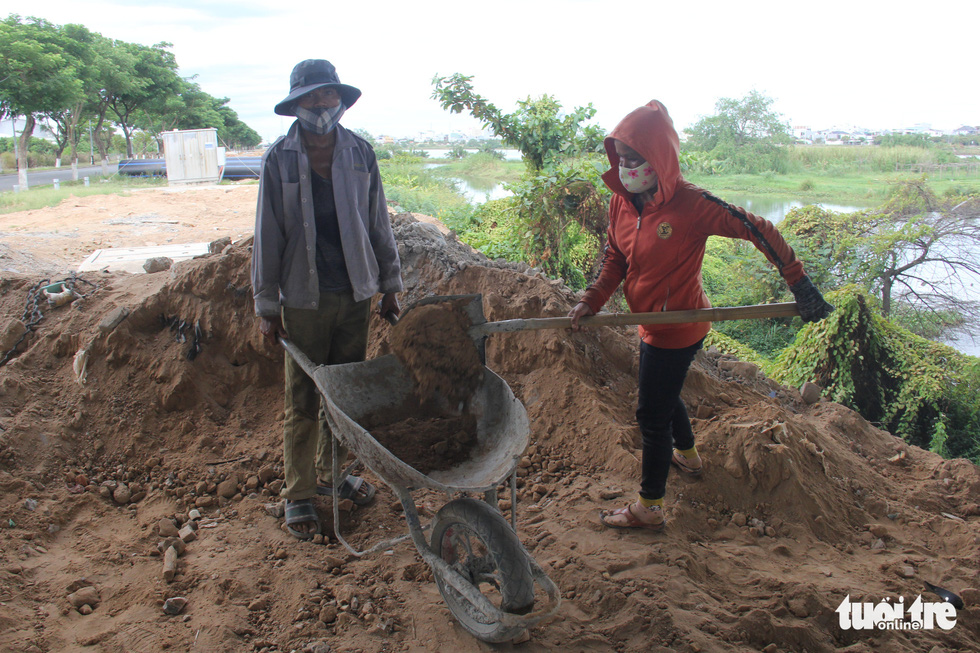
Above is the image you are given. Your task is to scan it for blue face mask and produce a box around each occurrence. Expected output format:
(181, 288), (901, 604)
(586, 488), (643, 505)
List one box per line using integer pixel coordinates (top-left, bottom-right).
(295, 104), (346, 135)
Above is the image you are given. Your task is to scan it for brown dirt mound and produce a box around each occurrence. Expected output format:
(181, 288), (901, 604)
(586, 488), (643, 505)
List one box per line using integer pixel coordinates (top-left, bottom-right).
(0, 192), (978, 652)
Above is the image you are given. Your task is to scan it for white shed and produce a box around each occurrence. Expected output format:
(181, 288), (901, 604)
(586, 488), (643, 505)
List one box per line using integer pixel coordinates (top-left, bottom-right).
(162, 128), (224, 185)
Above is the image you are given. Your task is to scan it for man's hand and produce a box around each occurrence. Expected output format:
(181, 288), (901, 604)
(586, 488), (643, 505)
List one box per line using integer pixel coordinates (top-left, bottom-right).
(378, 293), (400, 321)
(567, 301), (595, 331)
(258, 315), (287, 346)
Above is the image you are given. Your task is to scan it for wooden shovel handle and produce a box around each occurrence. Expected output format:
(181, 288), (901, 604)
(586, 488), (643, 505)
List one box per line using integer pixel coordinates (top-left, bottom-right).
(470, 302), (800, 337)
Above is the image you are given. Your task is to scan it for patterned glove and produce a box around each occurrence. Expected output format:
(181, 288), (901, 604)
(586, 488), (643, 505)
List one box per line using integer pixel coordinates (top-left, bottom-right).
(790, 276), (835, 323)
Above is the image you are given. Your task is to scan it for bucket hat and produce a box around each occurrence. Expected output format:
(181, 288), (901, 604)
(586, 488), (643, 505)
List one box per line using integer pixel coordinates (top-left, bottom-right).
(274, 59), (361, 116)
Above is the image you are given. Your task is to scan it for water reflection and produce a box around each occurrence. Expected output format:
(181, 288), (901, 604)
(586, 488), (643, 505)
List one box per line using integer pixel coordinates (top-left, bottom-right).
(721, 194), (868, 223)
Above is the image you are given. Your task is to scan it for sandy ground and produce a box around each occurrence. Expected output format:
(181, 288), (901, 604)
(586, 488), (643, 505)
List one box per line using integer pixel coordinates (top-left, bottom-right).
(0, 187), (978, 653)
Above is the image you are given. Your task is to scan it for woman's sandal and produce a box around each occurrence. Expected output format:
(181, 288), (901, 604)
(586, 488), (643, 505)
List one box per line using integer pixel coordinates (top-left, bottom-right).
(316, 475), (376, 506)
(671, 449), (703, 476)
(284, 498), (321, 541)
(598, 504), (665, 532)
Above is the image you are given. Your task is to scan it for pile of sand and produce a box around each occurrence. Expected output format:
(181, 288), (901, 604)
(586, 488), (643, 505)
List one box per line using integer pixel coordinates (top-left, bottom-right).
(0, 190), (978, 652)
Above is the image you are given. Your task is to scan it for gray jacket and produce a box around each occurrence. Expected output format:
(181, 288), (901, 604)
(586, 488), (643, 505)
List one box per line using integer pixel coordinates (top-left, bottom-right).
(251, 122), (402, 316)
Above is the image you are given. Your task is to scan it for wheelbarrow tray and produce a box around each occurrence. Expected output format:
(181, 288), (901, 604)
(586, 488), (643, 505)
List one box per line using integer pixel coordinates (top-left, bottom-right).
(313, 353), (529, 493)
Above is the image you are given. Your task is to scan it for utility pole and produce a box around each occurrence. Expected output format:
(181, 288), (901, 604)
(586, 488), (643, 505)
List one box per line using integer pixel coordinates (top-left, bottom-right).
(89, 120), (94, 165)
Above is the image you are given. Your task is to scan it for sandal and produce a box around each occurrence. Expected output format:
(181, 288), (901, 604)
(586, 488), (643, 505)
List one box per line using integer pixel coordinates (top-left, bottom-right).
(316, 475), (376, 506)
(598, 503), (665, 532)
(284, 498), (321, 540)
(671, 449), (703, 476)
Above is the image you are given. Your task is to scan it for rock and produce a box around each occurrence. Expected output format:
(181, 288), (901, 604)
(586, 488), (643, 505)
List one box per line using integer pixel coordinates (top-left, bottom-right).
(323, 556), (344, 572)
(163, 597), (188, 615)
(787, 597), (809, 618)
(0, 319), (27, 352)
(868, 524), (889, 539)
(953, 587), (979, 606)
(67, 586), (100, 609)
(264, 502), (285, 518)
(217, 479), (238, 499)
(163, 546), (179, 581)
(719, 360), (759, 381)
(98, 307), (130, 333)
(800, 382), (823, 405)
(319, 605), (338, 623)
(273, 548), (287, 560)
(898, 566), (916, 578)
(188, 509), (202, 521)
(599, 488), (623, 500)
(158, 519), (179, 538)
(112, 484), (132, 505)
(732, 512), (748, 527)
(194, 496), (214, 508)
(245, 476), (260, 492)
(871, 538), (886, 550)
(178, 525), (197, 543)
(248, 597), (268, 611)
(143, 257), (173, 273)
(158, 537), (186, 556)
(257, 465), (277, 484)
(208, 237), (232, 254)
(78, 604), (93, 615)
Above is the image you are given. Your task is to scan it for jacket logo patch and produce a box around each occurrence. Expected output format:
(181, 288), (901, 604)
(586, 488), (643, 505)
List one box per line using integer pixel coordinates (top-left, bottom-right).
(657, 222), (673, 239)
(353, 162), (367, 172)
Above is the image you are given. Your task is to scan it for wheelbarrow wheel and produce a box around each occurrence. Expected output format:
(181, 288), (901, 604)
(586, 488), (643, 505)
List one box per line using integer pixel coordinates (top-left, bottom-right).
(431, 497), (535, 643)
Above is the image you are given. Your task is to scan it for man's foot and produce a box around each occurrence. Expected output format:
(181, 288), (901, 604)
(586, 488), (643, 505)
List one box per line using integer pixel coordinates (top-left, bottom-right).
(316, 475), (376, 506)
(284, 498), (321, 540)
(671, 449), (703, 476)
(598, 501), (665, 532)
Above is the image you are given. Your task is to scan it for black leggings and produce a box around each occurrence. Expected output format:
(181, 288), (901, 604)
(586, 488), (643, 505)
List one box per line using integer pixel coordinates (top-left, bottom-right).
(636, 338), (703, 501)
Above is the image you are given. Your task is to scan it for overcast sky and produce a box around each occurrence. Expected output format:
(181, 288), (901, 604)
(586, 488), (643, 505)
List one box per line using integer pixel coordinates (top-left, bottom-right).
(12, 0), (979, 143)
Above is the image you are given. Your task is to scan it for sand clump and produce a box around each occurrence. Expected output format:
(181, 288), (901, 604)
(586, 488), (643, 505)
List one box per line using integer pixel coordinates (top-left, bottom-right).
(389, 300), (483, 407)
(367, 413), (477, 475)
(0, 192), (979, 652)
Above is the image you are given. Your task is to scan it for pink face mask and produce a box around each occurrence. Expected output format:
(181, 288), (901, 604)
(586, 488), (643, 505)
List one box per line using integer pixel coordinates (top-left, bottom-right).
(619, 162), (656, 194)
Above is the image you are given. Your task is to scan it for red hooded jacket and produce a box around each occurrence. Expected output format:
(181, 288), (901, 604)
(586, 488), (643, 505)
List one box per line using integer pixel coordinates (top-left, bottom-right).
(580, 100), (806, 349)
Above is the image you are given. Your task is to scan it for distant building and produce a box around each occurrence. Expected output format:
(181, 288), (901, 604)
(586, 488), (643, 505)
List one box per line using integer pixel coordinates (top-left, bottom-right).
(954, 125), (979, 135)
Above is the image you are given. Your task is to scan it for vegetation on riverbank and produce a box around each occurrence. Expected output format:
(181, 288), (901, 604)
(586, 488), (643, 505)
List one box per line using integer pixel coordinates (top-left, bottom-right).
(0, 177), (166, 214)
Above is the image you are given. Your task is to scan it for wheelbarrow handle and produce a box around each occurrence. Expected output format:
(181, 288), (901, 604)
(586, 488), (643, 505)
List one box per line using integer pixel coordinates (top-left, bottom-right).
(279, 337), (319, 379)
(470, 302), (801, 337)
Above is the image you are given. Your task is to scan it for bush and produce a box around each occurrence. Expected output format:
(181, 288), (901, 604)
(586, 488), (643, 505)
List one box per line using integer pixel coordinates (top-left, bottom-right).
(772, 288), (980, 462)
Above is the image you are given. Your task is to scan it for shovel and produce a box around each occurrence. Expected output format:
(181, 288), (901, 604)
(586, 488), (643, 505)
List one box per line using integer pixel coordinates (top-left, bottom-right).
(388, 294), (800, 362)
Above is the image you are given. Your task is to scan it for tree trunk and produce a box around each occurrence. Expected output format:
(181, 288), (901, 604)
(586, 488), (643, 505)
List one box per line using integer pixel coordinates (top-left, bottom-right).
(881, 274), (893, 316)
(17, 114), (35, 191)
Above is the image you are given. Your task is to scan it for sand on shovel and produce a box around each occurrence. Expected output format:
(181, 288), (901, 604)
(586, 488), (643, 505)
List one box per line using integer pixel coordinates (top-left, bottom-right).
(376, 301), (486, 474)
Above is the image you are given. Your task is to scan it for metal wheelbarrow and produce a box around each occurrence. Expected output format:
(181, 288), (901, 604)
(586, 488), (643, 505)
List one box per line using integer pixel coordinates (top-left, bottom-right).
(281, 294), (801, 642)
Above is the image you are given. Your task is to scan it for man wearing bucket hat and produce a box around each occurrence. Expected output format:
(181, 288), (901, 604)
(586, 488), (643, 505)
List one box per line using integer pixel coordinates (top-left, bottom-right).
(252, 59), (403, 540)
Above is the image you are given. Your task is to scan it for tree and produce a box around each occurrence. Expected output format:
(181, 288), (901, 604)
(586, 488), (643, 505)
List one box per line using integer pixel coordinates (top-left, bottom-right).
(431, 73), (603, 172)
(685, 90), (792, 173)
(0, 15), (82, 188)
(42, 22), (100, 178)
(105, 41), (181, 158)
(431, 74), (608, 286)
(781, 181), (980, 324)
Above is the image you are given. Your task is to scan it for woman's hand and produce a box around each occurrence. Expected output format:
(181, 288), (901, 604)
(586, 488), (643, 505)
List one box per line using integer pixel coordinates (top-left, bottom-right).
(567, 301), (595, 331)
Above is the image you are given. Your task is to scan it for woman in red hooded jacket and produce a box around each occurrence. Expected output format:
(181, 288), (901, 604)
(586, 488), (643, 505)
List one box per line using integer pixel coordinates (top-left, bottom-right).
(569, 101), (833, 531)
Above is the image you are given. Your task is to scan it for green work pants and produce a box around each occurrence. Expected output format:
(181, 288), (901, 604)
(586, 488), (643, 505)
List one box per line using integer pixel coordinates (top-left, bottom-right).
(281, 291), (370, 500)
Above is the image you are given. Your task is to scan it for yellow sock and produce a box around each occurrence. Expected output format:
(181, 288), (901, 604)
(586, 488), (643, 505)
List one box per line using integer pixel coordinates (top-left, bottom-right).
(677, 445), (699, 459)
(638, 496), (663, 509)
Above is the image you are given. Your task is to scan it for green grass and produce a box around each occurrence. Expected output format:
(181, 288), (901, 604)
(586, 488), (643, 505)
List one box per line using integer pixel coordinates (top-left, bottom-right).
(686, 171), (980, 205)
(434, 155), (523, 181)
(0, 177), (167, 214)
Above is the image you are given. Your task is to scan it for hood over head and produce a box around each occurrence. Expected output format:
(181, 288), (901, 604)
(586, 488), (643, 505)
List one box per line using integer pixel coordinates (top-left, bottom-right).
(602, 100), (682, 206)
